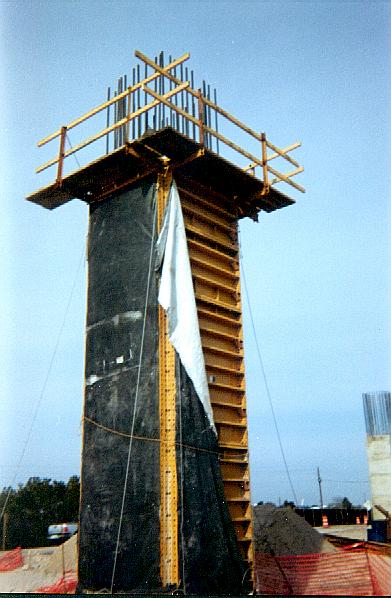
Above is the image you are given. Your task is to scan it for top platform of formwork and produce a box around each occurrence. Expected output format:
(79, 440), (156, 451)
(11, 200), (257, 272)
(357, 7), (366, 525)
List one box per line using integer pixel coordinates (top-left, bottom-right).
(26, 50), (305, 219)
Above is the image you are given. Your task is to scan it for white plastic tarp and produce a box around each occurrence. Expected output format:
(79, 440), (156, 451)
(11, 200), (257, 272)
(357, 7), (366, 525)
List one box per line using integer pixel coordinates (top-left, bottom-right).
(156, 181), (216, 434)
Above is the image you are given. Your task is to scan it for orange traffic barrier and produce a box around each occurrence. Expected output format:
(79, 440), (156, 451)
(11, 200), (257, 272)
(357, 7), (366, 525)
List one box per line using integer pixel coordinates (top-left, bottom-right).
(322, 515), (329, 527)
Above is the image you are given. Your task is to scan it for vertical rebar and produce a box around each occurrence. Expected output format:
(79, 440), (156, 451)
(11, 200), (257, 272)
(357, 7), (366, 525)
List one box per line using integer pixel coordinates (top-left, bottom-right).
(154, 56), (158, 131)
(191, 71), (196, 140)
(207, 84), (211, 151)
(106, 87), (111, 154)
(114, 91), (118, 148)
(168, 55), (173, 127)
(214, 88), (219, 154)
(173, 65), (178, 132)
(203, 81), (210, 148)
(144, 63), (148, 133)
(105, 59), (222, 156)
(363, 391), (391, 435)
(118, 77), (123, 146)
(132, 67), (136, 140)
(123, 74), (127, 144)
(180, 62), (184, 133)
(158, 54), (162, 130)
(126, 84), (132, 144)
(121, 77), (124, 143)
(160, 51), (165, 128)
(197, 89), (204, 146)
(185, 67), (189, 137)
(121, 78), (124, 145)
(137, 64), (141, 137)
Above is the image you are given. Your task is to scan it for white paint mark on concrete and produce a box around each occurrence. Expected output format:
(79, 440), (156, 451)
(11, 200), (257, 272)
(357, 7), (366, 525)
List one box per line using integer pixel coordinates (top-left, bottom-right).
(87, 310), (142, 332)
(86, 364), (139, 386)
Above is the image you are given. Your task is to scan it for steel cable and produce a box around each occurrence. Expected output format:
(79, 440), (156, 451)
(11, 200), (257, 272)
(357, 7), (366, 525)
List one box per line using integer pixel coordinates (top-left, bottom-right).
(239, 233), (298, 505)
(1, 246), (85, 523)
(178, 365), (187, 594)
(110, 198), (157, 593)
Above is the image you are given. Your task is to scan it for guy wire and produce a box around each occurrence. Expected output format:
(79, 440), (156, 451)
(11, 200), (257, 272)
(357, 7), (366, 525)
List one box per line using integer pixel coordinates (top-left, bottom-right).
(110, 198), (157, 592)
(1, 245), (85, 522)
(238, 232), (298, 505)
(178, 365), (186, 594)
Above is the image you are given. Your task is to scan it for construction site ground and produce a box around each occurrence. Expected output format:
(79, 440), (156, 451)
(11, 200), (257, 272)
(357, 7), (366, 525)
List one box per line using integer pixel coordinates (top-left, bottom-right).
(0, 534), (77, 593)
(0, 506), (333, 593)
(315, 524), (369, 540)
(1, 511), (390, 594)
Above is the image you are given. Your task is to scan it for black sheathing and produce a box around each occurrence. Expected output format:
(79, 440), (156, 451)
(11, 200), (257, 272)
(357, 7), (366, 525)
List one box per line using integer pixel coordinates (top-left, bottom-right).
(78, 177), (246, 593)
(176, 361), (246, 594)
(78, 178), (161, 592)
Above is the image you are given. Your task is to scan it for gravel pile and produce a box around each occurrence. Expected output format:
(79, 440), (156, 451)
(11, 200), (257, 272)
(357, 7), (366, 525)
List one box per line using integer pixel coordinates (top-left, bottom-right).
(253, 503), (336, 556)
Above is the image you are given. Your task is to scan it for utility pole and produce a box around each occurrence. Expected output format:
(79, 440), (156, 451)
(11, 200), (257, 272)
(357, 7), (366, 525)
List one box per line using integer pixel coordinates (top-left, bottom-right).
(317, 467), (324, 508)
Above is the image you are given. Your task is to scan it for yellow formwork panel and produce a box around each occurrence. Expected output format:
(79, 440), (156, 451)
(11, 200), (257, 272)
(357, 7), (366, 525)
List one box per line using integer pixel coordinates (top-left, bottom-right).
(187, 238), (236, 270)
(178, 178), (254, 576)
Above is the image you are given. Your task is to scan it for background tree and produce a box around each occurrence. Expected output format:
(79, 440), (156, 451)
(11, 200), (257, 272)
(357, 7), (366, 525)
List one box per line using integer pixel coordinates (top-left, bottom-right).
(0, 476), (80, 549)
(329, 496), (353, 509)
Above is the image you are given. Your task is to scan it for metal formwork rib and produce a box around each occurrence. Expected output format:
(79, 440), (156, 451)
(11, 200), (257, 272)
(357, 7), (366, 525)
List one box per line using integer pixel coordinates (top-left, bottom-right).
(178, 178), (254, 573)
(157, 171), (179, 587)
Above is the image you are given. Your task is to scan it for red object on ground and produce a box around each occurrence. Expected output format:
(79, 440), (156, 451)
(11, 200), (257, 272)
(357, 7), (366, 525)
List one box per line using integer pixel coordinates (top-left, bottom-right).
(255, 550), (391, 596)
(0, 547), (23, 571)
(34, 570), (77, 594)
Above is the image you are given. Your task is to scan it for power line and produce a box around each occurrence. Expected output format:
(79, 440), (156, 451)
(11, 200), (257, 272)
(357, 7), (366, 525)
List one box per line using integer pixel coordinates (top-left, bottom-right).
(323, 479), (369, 485)
(1, 247), (85, 522)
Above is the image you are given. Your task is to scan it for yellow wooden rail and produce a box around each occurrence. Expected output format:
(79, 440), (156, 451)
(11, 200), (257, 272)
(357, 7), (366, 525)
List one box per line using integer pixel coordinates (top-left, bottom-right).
(34, 50), (304, 195)
(37, 53), (190, 147)
(36, 82), (190, 174)
(135, 50), (304, 193)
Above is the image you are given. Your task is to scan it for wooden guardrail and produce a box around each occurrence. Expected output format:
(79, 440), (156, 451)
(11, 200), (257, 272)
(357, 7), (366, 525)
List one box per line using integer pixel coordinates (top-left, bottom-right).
(35, 50), (305, 195)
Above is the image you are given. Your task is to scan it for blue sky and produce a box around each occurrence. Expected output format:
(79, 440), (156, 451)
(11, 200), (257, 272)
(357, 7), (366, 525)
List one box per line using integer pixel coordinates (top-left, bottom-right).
(1, 0), (390, 506)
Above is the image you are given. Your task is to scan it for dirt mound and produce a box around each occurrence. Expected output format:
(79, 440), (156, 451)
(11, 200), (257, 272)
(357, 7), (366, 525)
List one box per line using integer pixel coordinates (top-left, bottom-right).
(253, 503), (336, 556)
(0, 534), (77, 593)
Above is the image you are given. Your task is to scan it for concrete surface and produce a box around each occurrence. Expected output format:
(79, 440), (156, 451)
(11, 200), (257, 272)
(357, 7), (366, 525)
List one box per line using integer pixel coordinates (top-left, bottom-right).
(314, 524), (369, 541)
(367, 435), (391, 520)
